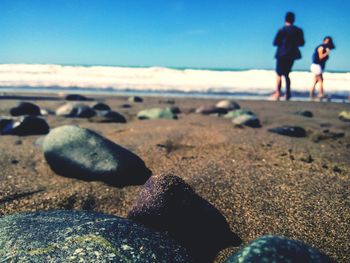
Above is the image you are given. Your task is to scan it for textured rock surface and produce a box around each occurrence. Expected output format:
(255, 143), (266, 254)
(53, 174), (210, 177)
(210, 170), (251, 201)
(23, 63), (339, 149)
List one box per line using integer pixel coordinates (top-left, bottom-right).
(137, 108), (177, 120)
(43, 125), (151, 186)
(128, 174), (241, 263)
(10, 102), (41, 116)
(0, 210), (191, 263)
(225, 235), (334, 263)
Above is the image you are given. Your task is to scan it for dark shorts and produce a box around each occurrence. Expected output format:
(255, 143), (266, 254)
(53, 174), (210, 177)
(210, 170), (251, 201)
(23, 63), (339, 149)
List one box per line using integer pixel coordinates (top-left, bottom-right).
(276, 58), (294, 76)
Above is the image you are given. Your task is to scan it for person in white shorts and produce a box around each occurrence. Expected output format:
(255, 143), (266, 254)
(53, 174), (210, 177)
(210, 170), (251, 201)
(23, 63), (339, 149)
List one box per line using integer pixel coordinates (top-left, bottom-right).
(310, 36), (335, 99)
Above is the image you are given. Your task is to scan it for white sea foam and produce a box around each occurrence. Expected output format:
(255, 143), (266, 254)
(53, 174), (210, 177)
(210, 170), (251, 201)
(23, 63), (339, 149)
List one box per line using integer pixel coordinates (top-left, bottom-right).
(0, 64), (349, 96)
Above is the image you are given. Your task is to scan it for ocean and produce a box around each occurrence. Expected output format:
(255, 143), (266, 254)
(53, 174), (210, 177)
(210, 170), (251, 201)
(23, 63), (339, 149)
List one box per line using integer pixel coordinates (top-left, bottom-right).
(0, 64), (349, 101)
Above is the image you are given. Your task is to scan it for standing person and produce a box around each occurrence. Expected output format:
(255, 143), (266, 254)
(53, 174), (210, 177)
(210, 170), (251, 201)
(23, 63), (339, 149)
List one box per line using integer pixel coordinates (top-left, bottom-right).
(272, 12), (305, 101)
(310, 36), (335, 100)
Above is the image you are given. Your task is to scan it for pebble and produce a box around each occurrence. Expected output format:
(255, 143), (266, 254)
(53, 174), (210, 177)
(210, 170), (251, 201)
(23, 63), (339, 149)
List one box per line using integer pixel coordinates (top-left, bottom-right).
(215, 100), (240, 111)
(56, 103), (96, 118)
(92, 102), (111, 111)
(10, 102), (41, 116)
(268, 126), (306, 137)
(296, 110), (313, 118)
(128, 174), (241, 263)
(233, 114), (261, 128)
(0, 116), (49, 136)
(137, 108), (177, 120)
(89, 110), (127, 123)
(65, 94), (91, 101)
(224, 109), (253, 119)
(195, 105), (228, 115)
(128, 96), (143, 103)
(43, 125), (151, 186)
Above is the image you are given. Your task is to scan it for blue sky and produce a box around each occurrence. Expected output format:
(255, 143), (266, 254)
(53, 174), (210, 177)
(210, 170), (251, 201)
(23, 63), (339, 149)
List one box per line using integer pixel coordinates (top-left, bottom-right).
(1, 0), (349, 70)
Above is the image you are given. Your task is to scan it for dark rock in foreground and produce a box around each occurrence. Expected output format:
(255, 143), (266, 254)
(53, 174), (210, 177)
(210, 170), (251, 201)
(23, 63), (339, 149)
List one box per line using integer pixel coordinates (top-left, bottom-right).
(225, 235), (334, 263)
(268, 126), (306, 137)
(233, 114), (261, 128)
(128, 174), (242, 263)
(65, 94), (92, 101)
(0, 210), (191, 263)
(0, 116), (49, 136)
(10, 102), (41, 116)
(296, 110), (313, 118)
(43, 125), (151, 187)
(92, 102), (111, 111)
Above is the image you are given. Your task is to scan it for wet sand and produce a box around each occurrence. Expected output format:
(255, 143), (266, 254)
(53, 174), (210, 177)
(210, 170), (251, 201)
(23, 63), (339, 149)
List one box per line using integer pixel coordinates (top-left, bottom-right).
(0, 93), (349, 262)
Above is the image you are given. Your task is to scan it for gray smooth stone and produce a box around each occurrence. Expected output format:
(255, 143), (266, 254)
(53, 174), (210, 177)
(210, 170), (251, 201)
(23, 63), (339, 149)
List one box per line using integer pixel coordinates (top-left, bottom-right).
(43, 125), (151, 187)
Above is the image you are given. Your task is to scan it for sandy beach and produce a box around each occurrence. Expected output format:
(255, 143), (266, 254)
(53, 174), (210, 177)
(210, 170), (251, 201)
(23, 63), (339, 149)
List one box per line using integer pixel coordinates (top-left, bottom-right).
(0, 93), (349, 262)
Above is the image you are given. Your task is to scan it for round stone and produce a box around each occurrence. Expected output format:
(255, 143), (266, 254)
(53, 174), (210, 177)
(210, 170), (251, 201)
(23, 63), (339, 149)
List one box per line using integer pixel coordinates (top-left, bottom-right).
(216, 100), (240, 110)
(10, 102), (41, 116)
(233, 114), (261, 128)
(137, 108), (177, 120)
(43, 125), (151, 186)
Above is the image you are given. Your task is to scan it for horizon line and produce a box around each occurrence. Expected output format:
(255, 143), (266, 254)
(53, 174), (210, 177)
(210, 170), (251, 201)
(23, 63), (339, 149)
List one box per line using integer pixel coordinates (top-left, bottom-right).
(1, 63), (349, 73)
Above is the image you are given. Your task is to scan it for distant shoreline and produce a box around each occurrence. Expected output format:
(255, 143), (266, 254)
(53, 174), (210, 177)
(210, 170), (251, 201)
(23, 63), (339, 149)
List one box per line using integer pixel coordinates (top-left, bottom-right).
(1, 63), (349, 73)
(1, 86), (348, 103)
(0, 64), (349, 103)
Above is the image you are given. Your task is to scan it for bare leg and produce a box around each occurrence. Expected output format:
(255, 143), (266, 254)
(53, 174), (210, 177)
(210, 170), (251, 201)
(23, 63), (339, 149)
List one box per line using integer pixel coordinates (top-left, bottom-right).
(310, 75), (318, 99)
(285, 74), (291, 100)
(273, 74), (282, 100)
(318, 74), (324, 98)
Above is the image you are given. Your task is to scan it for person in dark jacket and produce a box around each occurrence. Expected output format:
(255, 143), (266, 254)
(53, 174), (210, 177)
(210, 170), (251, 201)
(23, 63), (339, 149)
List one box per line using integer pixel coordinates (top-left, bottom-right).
(310, 36), (335, 100)
(272, 12), (305, 100)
